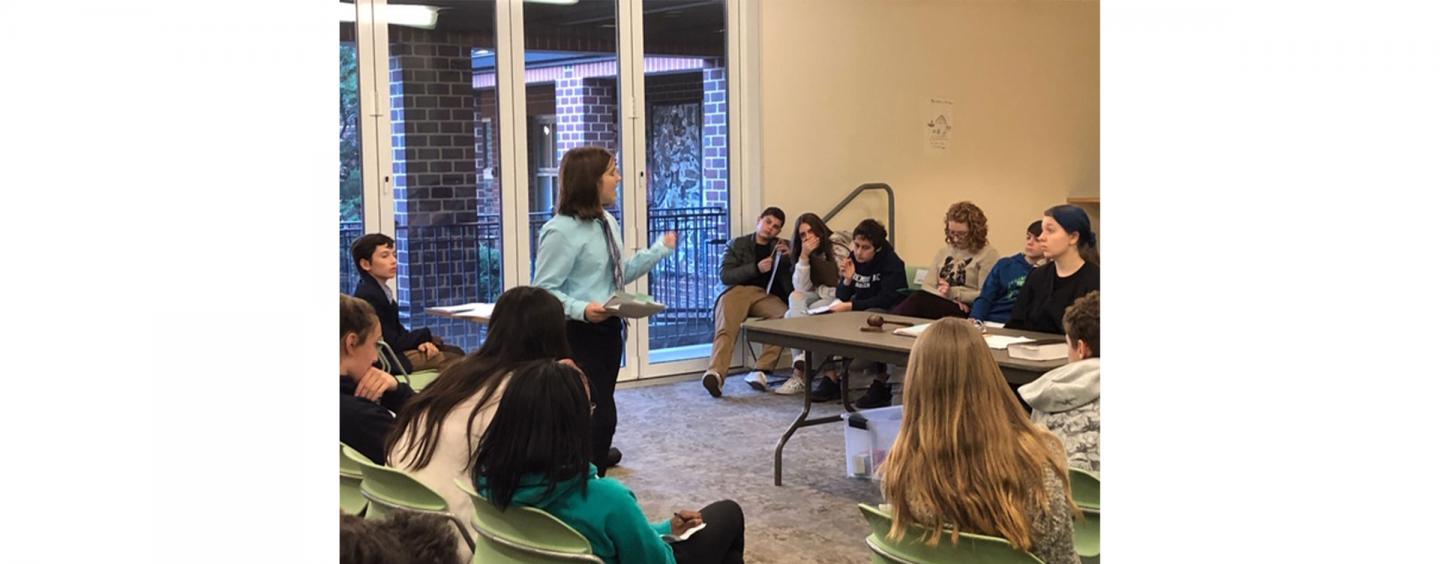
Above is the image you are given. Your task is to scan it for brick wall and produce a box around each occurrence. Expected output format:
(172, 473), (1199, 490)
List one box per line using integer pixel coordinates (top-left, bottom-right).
(702, 60), (729, 212)
(388, 28), (487, 351)
(555, 68), (619, 154)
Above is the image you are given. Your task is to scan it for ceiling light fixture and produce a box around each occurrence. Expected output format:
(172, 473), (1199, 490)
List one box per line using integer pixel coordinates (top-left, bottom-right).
(338, 3), (439, 29)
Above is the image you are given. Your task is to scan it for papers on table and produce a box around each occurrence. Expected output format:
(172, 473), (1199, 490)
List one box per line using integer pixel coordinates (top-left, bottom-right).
(452, 303), (495, 319)
(604, 292), (666, 319)
(983, 334), (1034, 350)
(429, 302), (494, 319)
(893, 323), (931, 337)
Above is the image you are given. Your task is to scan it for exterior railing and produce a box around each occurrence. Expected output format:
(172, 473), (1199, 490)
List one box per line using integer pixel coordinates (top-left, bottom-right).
(339, 206), (728, 353)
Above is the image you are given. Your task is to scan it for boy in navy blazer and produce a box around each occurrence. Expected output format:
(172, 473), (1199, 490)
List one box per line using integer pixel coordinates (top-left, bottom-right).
(350, 233), (464, 374)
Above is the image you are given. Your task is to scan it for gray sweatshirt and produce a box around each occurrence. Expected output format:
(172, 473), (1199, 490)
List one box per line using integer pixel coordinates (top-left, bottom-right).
(1020, 358), (1101, 474)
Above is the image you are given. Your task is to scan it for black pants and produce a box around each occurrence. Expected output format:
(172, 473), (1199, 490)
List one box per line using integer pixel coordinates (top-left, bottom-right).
(888, 290), (966, 320)
(566, 317), (624, 470)
(670, 500), (746, 564)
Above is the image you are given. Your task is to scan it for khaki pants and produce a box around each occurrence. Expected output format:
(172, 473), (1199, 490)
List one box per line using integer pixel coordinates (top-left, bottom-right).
(708, 286), (788, 374)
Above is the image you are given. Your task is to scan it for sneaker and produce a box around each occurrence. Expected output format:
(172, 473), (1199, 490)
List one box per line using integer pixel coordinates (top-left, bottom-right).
(744, 371), (771, 392)
(775, 374), (807, 395)
(812, 376), (841, 402)
(702, 371), (724, 398)
(855, 378), (893, 409)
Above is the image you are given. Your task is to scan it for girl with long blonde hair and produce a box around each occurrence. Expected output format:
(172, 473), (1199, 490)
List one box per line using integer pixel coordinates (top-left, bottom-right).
(879, 317), (1080, 563)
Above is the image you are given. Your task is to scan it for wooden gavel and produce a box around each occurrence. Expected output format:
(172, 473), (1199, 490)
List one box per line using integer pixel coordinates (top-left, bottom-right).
(861, 314), (915, 332)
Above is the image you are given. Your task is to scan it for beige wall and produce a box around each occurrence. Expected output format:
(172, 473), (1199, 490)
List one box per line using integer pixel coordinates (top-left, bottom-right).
(753, 0), (1098, 262)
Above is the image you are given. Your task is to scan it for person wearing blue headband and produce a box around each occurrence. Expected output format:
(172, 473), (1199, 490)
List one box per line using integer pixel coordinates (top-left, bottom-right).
(1005, 205), (1099, 335)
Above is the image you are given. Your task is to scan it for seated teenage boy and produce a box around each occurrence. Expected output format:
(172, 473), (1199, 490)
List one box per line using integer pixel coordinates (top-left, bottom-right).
(814, 218), (907, 407)
(702, 207), (793, 398)
(350, 233), (465, 375)
(1019, 290), (1100, 473)
(969, 220), (1047, 324)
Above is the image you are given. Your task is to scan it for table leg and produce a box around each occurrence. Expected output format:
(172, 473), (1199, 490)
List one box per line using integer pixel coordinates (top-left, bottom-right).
(774, 350), (816, 486)
(840, 359), (856, 413)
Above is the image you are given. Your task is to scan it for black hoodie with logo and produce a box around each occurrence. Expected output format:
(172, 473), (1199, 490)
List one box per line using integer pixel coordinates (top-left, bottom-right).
(836, 245), (907, 311)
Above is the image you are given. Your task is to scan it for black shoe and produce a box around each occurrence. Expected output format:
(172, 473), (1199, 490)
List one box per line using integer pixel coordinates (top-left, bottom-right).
(702, 371), (724, 398)
(595, 447), (622, 476)
(855, 379), (893, 409)
(812, 376), (841, 402)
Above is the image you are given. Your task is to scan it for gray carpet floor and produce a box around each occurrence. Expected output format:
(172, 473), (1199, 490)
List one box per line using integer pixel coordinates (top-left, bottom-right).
(606, 373), (886, 564)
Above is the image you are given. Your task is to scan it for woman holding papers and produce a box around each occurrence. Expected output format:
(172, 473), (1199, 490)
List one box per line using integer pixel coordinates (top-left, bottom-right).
(532, 145), (676, 476)
(889, 201), (1000, 319)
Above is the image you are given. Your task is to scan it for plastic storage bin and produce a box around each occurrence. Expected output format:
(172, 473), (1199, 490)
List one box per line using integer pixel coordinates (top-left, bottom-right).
(841, 405), (903, 479)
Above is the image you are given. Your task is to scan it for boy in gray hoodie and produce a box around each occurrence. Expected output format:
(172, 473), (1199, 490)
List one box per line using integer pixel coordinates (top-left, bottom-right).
(1019, 290), (1100, 474)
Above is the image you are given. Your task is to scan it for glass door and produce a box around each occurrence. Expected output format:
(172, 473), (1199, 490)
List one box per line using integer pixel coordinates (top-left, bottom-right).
(345, 0), (743, 379)
(339, 1), (367, 294)
(520, 0), (636, 380)
(631, 0), (731, 378)
(377, 0), (506, 352)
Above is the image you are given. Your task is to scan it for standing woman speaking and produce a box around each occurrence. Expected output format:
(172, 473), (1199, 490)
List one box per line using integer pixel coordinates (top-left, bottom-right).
(532, 145), (677, 476)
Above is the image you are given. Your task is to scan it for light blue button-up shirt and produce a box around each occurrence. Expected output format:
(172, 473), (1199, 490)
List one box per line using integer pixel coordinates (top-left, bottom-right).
(532, 210), (674, 322)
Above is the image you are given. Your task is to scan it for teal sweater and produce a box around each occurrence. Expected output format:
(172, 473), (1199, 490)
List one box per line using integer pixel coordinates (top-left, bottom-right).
(475, 464), (675, 564)
(532, 211), (674, 322)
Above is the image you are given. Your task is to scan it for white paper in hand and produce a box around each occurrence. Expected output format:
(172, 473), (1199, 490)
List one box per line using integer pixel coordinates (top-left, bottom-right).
(807, 299), (840, 315)
(603, 292), (667, 319)
(663, 522), (707, 543)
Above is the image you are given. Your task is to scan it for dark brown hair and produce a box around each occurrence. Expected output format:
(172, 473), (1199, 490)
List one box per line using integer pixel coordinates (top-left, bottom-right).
(852, 218), (890, 250)
(790, 213), (835, 263)
(556, 146), (613, 221)
(1063, 290), (1100, 357)
(350, 233), (395, 272)
(340, 294), (379, 343)
(387, 286), (572, 470)
(944, 201), (990, 252)
(340, 512), (461, 564)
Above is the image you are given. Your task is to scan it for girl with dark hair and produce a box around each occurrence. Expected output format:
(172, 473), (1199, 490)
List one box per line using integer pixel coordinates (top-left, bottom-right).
(473, 360), (747, 564)
(531, 145), (677, 475)
(385, 286), (573, 557)
(340, 294), (416, 466)
(1006, 205), (1100, 334)
(775, 213), (849, 395)
(889, 201), (1000, 319)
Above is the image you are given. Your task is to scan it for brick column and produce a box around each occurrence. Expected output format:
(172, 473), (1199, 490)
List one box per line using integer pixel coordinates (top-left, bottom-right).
(389, 29), (482, 351)
(701, 60), (728, 213)
(555, 67), (618, 154)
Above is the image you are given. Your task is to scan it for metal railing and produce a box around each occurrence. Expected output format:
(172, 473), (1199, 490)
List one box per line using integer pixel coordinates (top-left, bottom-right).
(338, 206), (727, 353)
(821, 182), (896, 253)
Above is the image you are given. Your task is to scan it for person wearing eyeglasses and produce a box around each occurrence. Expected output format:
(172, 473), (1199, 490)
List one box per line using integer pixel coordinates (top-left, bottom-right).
(889, 201), (1000, 320)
